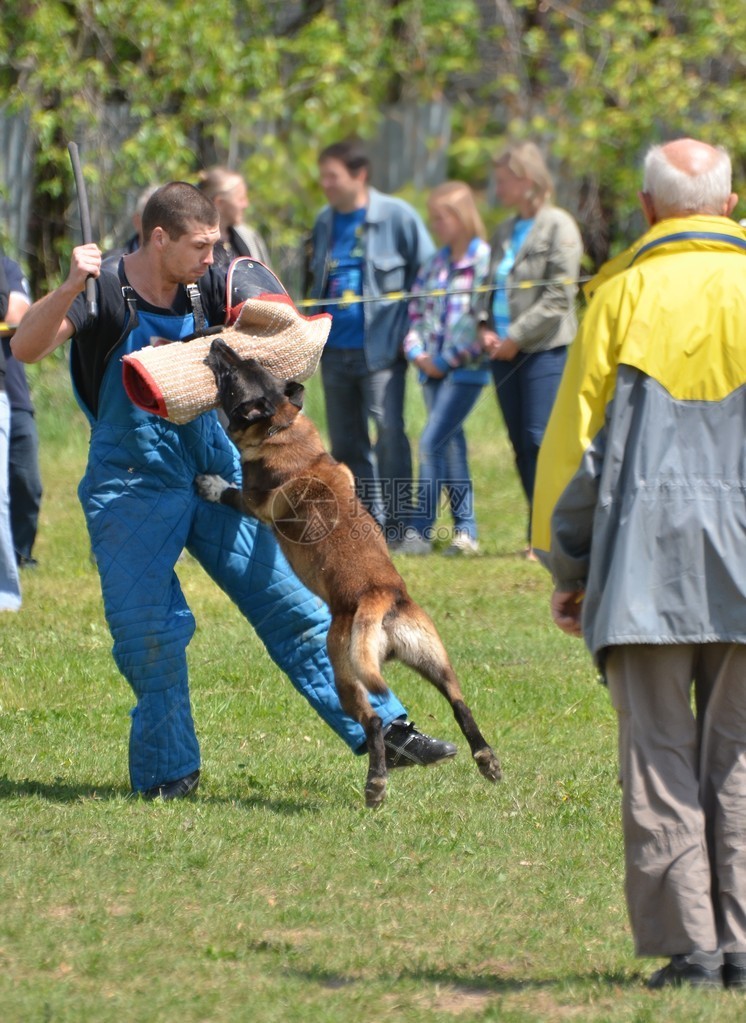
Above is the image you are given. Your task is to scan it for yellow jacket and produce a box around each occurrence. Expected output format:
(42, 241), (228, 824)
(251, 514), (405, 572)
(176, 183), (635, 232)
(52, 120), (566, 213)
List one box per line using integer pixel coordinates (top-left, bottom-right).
(533, 214), (746, 661)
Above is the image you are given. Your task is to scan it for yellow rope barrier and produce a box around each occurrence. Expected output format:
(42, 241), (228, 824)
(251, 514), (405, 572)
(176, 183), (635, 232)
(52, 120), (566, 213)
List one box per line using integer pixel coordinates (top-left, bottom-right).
(293, 275), (592, 310)
(0, 273), (593, 335)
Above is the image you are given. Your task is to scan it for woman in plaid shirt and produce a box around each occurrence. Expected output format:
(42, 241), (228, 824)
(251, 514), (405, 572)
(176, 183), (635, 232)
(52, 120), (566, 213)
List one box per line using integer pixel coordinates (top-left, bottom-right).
(398, 182), (491, 556)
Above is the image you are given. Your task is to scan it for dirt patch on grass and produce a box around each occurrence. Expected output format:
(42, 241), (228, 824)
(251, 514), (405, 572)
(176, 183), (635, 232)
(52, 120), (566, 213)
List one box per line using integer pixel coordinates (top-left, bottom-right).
(46, 904), (77, 920)
(431, 984), (495, 1015)
(500, 990), (611, 1021)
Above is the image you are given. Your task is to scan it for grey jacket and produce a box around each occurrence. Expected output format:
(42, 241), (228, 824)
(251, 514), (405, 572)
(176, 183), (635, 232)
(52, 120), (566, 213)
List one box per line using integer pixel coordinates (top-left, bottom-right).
(533, 218), (746, 666)
(308, 187), (435, 371)
(482, 204), (583, 353)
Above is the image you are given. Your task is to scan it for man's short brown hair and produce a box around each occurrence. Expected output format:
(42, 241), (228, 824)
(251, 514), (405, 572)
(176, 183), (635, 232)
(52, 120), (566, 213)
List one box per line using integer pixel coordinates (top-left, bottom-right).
(141, 182), (219, 243)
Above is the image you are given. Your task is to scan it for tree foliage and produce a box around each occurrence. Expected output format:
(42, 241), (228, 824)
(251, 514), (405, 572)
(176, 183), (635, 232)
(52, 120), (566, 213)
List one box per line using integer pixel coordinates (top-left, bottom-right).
(2, 0), (746, 291)
(463, 0), (746, 264)
(0, 0), (480, 290)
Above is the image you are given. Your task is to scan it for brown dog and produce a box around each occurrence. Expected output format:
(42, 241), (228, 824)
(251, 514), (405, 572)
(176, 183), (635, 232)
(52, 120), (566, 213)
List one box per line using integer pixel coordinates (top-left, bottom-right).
(196, 338), (501, 807)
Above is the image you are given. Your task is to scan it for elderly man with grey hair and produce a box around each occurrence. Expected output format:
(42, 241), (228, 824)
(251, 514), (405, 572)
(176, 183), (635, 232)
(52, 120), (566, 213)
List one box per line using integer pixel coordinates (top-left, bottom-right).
(533, 138), (746, 991)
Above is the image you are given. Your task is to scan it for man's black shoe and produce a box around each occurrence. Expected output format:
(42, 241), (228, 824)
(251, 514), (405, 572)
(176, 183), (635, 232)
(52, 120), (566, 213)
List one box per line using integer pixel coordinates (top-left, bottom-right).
(141, 770), (200, 801)
(383, 719), (457, 769)
(647, 951), (723, 990)
(724, 953), (746, 989)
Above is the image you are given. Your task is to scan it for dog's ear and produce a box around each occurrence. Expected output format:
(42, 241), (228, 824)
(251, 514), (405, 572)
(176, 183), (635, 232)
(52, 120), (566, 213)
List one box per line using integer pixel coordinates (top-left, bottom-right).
(285, 380), (304, 409)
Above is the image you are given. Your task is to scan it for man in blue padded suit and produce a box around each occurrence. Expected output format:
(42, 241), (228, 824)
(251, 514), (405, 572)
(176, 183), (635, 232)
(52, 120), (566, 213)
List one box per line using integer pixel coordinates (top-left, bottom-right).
(12, 182), (456, 799)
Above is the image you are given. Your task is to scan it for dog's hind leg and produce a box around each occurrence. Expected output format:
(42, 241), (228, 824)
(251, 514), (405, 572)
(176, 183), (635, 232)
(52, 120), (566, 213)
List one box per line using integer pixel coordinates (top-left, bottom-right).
(388, 603), (502, 784)
(327, 615), (388, 808)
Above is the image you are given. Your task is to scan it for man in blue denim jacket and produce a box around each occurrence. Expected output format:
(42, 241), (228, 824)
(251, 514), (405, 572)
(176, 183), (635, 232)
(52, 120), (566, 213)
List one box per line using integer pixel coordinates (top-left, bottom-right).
(307, 138), (434, 544)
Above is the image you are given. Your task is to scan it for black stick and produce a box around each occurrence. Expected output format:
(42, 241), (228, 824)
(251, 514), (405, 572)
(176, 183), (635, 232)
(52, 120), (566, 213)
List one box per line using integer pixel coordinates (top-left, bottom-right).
(67, 141), (98, 318)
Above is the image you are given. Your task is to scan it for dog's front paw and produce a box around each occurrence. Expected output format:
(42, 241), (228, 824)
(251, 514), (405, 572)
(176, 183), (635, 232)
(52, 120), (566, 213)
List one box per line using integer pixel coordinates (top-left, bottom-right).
(195, 474), (235, 503)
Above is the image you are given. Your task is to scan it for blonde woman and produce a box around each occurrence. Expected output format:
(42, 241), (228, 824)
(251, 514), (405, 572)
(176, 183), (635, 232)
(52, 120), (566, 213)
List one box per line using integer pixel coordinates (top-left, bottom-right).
(398, 181), (491, 555)
(481, 142), (583, 557)
(197, 165), (271, 268)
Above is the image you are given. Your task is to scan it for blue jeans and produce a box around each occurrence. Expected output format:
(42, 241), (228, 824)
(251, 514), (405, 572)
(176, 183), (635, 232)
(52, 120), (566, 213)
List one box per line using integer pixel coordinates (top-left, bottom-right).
(491, 346), (567, 533)
(0, 394), (21, 611)
(320, 347), (412, 537)
(410, 376), (484, 540)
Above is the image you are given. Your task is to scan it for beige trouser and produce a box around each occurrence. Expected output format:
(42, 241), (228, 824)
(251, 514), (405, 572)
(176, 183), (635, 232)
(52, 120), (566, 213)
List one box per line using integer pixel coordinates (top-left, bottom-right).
(606, 643), (746, 958)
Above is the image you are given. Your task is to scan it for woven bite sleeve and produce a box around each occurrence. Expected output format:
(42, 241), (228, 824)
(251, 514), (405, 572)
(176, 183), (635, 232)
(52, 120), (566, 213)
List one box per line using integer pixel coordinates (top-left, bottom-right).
(122, 294), (331, 425)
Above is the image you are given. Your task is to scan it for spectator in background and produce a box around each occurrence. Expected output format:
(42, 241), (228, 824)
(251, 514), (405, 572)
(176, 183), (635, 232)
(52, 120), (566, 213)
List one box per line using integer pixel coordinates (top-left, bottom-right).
(101, 185), (159, 273)
(0, 255), (41, 568)
(398, 181), (491, 556)
(307, 137), (435, 544)
(479, 141), (583, 558)
(534, 138), (746, 991)
(196, 165), (271, 269)
(0, 257), (22, 608)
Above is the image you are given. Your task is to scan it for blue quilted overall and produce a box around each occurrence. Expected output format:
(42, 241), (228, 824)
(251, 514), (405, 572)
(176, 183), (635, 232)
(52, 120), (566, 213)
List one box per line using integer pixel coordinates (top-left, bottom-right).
(75, 301), (405, 792)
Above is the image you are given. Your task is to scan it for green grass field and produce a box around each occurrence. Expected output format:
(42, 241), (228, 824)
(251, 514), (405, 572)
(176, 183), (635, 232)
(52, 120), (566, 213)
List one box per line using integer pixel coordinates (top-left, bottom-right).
(0, 357), (740, 1021)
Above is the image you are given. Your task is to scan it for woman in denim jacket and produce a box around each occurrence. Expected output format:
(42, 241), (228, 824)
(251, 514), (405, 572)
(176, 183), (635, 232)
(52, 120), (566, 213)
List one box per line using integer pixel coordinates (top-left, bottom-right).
(481, 142), (583, 558)
(398, 182), (491, 556)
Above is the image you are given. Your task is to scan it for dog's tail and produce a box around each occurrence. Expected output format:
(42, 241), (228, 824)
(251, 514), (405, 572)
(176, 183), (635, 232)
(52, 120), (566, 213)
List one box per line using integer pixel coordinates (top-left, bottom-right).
(349, 591), (393, 696)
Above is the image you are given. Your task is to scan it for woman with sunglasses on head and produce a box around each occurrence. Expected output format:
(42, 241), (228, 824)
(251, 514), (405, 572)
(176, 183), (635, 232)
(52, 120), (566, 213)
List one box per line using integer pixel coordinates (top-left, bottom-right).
(481, 142), (583, 559)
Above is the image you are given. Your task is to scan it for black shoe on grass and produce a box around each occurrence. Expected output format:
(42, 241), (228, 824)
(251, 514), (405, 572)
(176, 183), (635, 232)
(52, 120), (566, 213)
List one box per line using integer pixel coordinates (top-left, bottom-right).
(724, 953), (746, 989)
(141, 770), (200, 801)
(383, 720), (457, 769)
(647, 952), (723, 990)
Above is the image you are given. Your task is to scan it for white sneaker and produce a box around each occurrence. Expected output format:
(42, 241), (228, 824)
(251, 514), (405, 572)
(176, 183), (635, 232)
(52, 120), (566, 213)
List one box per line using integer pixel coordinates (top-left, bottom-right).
(395, 528), (432, 555)
(443, 531), (479, 556)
